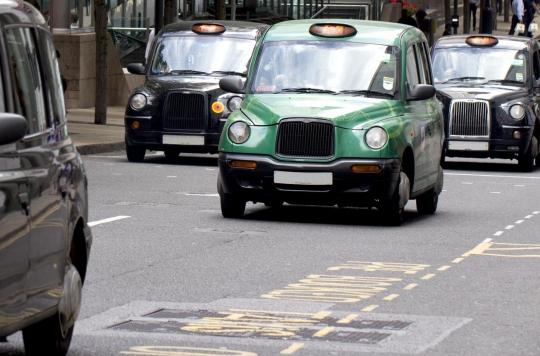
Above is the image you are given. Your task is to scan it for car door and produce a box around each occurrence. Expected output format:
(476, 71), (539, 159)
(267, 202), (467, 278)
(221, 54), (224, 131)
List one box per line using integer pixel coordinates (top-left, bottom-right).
(4, 26), (65, 312)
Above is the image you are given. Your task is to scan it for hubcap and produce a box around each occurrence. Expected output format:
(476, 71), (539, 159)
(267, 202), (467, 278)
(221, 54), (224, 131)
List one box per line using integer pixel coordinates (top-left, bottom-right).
(58, 264), (82, 337)
(398, 172), (410, 209)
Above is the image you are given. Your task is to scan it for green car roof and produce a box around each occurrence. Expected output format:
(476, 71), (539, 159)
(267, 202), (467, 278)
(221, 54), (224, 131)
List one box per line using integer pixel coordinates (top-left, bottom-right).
(264, 19), (413, 46)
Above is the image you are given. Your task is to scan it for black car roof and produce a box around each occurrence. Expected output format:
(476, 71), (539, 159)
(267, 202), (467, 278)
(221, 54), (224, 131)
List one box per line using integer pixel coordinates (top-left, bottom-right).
(0, 0), (46, 27)
(434, 35), (532, 51)
(160, 20), (269, 39)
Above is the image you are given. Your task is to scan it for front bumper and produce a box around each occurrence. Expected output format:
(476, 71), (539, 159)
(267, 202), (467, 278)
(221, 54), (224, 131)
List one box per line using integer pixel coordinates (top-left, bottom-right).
(218, 153), (401, 207)
(445, 125), (534, 159)
(125, 128), (221, 153)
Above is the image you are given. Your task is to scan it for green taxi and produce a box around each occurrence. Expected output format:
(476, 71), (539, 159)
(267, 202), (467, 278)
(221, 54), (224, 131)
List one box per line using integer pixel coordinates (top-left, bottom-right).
(217, 20), (444, 225)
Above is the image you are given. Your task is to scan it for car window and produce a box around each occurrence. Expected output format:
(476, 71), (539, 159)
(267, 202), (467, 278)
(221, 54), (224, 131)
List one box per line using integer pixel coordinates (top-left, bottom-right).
(5, 27), (47, 134)
(418, 42), (432, 85)
(38, 30), (66, 126)
(533, 50), (540, 81)
(407, 45), (420, 87)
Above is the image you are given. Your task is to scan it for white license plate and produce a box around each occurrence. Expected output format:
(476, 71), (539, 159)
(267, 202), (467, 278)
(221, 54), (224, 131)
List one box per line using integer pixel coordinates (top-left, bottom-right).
(448, 141), (488, 151)
(163, 135), (204, 146)
(274, 171), (332, 186)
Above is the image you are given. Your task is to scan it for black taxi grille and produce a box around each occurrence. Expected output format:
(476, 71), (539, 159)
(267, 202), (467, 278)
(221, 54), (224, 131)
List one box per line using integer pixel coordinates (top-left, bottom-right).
(163, 92), (207, 130)
(276, 120), (334, 158)
(449, 100), (490, 137)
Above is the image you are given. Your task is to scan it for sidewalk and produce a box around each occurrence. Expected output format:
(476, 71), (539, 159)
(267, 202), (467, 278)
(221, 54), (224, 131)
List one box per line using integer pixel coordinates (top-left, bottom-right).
(67, 107), (125, 155)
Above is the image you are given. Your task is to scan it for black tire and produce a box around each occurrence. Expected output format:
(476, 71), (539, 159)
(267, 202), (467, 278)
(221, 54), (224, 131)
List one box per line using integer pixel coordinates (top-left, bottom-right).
(416, 190), (439, 214)
(379, 171), (410, 226)
(518, 142), (535, 172)
(218, 180), (246, 218)
(126, 143), (145, 162)
(164, 149), (180, 161)
(23, 313), (74, 356)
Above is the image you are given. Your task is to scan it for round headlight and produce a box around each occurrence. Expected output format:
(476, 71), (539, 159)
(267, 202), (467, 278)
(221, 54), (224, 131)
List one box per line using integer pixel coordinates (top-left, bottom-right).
(227, 96), (243, 112)
(228, 121), (250, 144)
(365, 127), (388, 150)
(130, 93), (147, 111)
(509, 104), (525, 120)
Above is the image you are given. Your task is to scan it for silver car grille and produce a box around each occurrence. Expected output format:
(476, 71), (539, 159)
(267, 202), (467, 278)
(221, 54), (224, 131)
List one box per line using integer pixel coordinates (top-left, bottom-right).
(449, 99), (490, 137)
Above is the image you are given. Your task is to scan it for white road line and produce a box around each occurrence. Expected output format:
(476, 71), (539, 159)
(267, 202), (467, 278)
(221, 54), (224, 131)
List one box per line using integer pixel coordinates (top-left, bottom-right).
(534, 211), (540, 215)
(88, 215), (131, 227)
(515, 220), (524, 224)
(493, 231), (504, 236)
(445, 173), (540, 180)
(505, 225), (514, 230)
(184, 193), (219, 197)
(525, 215), (534, 219)
(462, 182), (473, 185)
(490, 192), (501, 194)
(166, 176), (177, 178)
(513, 184), (525, 187)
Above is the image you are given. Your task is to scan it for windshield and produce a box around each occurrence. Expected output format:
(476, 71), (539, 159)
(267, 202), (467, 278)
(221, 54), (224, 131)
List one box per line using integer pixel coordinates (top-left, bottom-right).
(251, 41), (398, 97)
(150, 36), (256, 76)
(432, 47), (528, 86)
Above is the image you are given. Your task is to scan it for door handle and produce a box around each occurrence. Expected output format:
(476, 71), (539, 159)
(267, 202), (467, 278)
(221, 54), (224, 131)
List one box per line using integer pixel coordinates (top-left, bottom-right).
(18, 192), (30, 215)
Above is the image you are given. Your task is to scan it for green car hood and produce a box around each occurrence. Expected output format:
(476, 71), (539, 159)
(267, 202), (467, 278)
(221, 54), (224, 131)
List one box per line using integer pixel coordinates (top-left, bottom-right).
(241, 94), (404, 130)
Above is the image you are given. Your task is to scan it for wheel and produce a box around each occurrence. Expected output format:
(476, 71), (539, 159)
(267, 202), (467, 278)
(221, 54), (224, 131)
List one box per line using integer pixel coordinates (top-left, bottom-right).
(417, 165), (443, 215)
(518, 136), (537, 172)
(23, 264), (82, 356)
(126, 142), (145, 162)
(379, 170), (410, 226)
(218, 179), (246, 218)
(164, 149), (180, 161)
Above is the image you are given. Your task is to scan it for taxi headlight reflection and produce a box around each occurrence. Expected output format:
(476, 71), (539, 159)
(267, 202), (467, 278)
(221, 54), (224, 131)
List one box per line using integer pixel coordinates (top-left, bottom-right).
(365, 127), (388, 150)
(130, 93), (147, 111)
(227, 96), (243, 112)
(509, 104), (525, 120)
(228, 121), (250, 144)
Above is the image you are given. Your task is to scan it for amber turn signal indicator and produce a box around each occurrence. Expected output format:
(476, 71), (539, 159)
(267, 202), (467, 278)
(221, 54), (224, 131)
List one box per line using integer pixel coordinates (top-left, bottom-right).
(309, 23), (357, 38)
(229, 160), (257, 169)
(211, 101), (225, 114)
(192, 23), (226, 35)
(130, 120), (140, 129)
(465, 36), (498, 47)
(351, 164), (381, 173)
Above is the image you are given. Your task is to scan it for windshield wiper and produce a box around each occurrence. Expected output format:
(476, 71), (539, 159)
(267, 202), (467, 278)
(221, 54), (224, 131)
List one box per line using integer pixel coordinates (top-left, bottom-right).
(338, 90), (395, 98)
(167, 69), (210, 76)
(278, 87), (337, 94)
(486, 79), (524, 86)
(441, 76), (486, 84)
(211, 70), (247, 76)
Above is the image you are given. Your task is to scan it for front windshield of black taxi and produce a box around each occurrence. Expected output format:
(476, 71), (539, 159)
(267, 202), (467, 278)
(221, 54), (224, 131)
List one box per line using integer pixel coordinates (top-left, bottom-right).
(150, 35), (256, 75)
(250, 41), (399, 96)
(432, 47), (528, 86)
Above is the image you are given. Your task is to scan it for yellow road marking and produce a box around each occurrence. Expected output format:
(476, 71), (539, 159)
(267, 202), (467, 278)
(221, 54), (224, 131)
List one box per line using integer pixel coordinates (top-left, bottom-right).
(462, 239), (493, 257)
(452, 257), (464, 263)
(120, 346), (257, 356)
(280, 343), (304, 355)
(362, 305), (379, 312)
(312, 311), (331, 320)
(403, 283), (418, 290)
(337, 313), (358, 324)
(437, 265), (451, 271)
(327, 261), (429, 274)
(383, 294), (399, 301)
(421, 274), (436, 280)
(313, 326), (334, 338)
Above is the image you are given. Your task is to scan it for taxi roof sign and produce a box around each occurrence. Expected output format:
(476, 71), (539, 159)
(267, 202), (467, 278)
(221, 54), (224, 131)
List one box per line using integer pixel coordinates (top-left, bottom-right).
(309, 23), (357, 38)
(192, 23), (226, 35)
(466, 35), (498, 47)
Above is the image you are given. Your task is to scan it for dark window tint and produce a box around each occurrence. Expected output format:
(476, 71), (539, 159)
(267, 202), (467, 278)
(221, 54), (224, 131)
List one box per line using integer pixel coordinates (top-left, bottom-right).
(533, 51), (540, 81)
(407, 46), (420, 87)
(5, 27), (47, 134)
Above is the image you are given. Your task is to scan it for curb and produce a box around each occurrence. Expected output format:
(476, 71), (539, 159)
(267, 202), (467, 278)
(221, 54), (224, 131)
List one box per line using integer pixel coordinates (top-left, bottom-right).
(76, 141), (125, 155)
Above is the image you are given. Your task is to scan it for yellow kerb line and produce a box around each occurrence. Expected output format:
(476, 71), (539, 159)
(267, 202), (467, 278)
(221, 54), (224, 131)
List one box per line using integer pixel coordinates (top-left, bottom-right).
(403, 283), (418, 290)
(383, 294), (399, 301)
(313, 326), (334, 338)
(312, 311), (331, 320)
(280, 343), (305, 355)
(437, 265), (451, 271)
(362, 304), (379, 312)
(337, 313), (358, 324)
(452, 257), (464, 263)
(421, 274), (436, 280)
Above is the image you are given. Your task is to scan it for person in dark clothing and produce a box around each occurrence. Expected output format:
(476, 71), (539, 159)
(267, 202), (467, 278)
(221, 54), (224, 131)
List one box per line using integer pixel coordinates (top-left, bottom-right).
(524, 0), (536, 37)
(443, 23), (452, 36)
(470, 0), (479, 31)
(398, 9), (418, 28)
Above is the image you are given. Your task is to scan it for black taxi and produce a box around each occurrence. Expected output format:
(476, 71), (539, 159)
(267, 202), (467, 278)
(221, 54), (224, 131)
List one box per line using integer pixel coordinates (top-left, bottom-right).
(432, 35), (540, 171)
(124, 21), (268, 162)
(0, 1), (91, 355)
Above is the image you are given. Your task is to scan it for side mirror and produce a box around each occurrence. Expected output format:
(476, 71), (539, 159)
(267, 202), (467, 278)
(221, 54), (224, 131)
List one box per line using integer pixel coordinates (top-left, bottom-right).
(219, 76), (245, 94)
(0, 113), (27, 145)
(127, 63), (146, 75)
(408, 84), (436, 101)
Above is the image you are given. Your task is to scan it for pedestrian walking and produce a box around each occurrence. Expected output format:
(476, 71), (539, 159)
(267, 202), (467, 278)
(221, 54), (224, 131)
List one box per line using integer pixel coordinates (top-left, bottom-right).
(497, 0), (503, 15)
(524, 0), (536, 37)
(470, 0), (479, 31)
(398, 8), (418, 28)
(509, 0), (525, 35)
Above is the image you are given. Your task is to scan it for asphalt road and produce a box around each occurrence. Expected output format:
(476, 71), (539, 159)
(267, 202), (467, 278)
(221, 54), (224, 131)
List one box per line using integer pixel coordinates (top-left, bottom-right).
(2, 152), (540, 356)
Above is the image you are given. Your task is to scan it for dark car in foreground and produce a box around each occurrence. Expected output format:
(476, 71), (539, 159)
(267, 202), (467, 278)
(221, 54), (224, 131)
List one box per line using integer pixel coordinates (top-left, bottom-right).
(432, 35), (540, 171)
(124, 21), (268, 162)
(0, 2), (92, 355)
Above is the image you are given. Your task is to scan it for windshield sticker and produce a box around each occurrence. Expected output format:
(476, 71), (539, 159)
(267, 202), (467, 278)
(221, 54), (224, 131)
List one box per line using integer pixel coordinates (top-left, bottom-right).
(382, 53), (391, 63)
(513, 59), (524, 66)
(383, 77), (394, 91)
(516, 72), (524, 82)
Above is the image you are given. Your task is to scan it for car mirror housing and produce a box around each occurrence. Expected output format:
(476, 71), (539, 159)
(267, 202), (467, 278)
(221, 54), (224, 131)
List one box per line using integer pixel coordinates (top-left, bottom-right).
(127, 63), (146, 75)
(0, 113), (27, 145)
(219, 76), (245, 94)
(408, 84), (436, 101)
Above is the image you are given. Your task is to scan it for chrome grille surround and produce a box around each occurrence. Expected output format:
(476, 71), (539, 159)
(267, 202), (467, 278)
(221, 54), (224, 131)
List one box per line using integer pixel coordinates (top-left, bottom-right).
(449, 99), (490, 138)
(276, 119), (335, 158)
